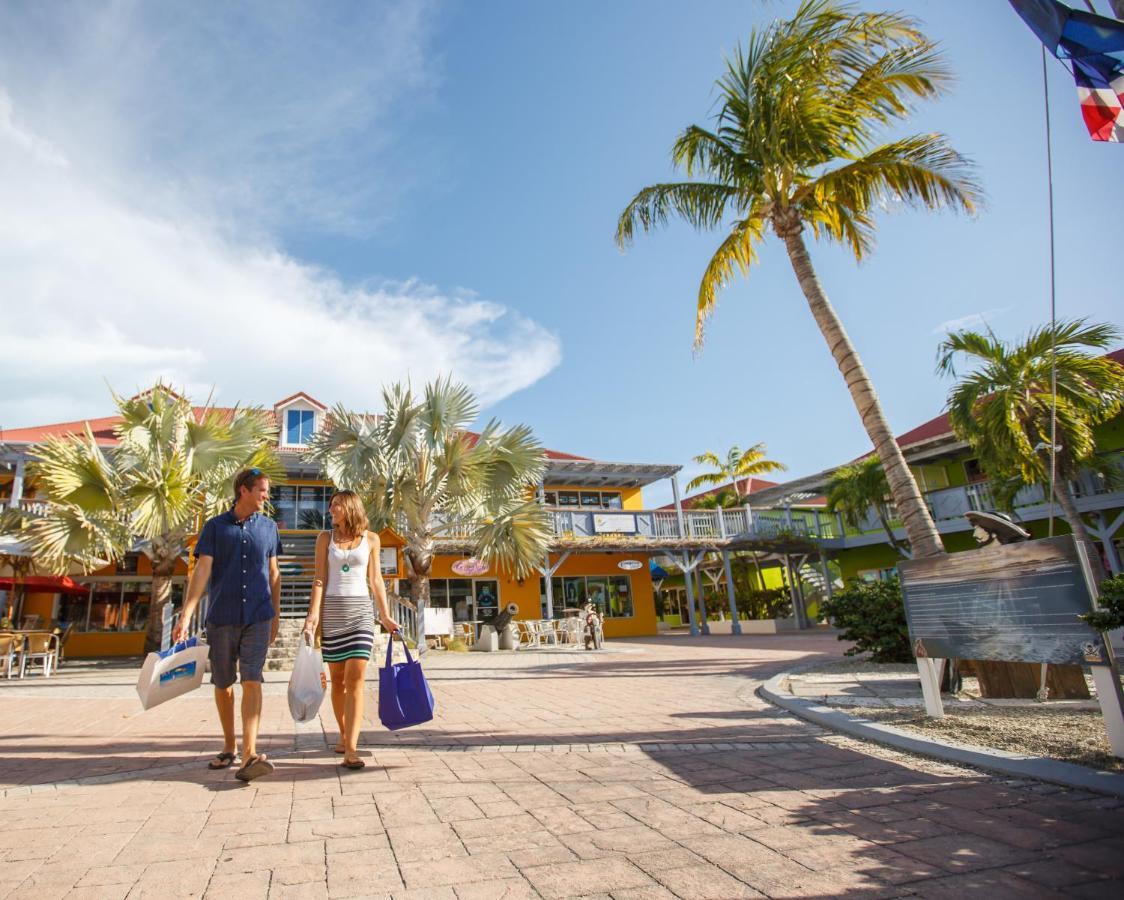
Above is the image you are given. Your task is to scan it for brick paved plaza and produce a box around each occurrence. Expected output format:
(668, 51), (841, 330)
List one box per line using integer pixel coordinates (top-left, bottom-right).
(0, 634), (1121, 898)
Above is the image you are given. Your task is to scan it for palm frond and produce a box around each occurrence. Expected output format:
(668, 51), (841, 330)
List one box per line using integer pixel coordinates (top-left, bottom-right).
(616, 182), (740, 248)
(694, 215), (766, 347)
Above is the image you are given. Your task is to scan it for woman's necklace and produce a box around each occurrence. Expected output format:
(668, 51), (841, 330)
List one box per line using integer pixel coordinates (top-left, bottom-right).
(336, 532), (360, 573)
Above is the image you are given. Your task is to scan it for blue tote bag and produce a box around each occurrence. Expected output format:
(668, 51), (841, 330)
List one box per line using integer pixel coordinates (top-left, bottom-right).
(378, 633), (435, 730)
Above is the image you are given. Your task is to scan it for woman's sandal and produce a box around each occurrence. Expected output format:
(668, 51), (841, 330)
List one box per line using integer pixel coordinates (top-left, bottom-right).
(341, 757), (365, 770)
(235, 753), (275, 782)
(208, 751), (237, 770)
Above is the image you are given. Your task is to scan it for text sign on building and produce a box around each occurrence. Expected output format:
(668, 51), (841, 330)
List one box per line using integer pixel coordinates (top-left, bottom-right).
(593, 513), (637, 534)
(898, 535), (1106, 667)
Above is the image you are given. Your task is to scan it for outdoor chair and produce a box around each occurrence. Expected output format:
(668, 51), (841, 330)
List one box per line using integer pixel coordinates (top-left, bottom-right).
(455, 622), (475, 647)
(19, 614), (41, 630)
(515, 620), (539, 649)
(0, 634), (19, 679)
(20, 632), (59, 678)
(533, 619), (557, 647)
(54, 623), (75, 666)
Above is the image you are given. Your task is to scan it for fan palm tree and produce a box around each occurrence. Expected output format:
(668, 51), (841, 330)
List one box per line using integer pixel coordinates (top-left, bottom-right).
(304, 378), (553, 646)
(7, 385), (281, 651)
(616, 0), (982, 560)
(937, 320), (1124, 544)
(825, 456), (910, 557)
(687, 444), (786, 501)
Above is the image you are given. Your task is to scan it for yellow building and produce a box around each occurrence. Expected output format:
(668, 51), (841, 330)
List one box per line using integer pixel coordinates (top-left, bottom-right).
(4, 391), (758, 655)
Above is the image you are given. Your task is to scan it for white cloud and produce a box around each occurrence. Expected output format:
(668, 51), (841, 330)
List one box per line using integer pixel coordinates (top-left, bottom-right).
(931, 307), (1012, 335)
(0, 3), (562, 428)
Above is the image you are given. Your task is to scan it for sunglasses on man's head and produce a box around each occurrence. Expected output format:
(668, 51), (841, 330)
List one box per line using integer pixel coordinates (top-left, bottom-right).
(246, 468), (262, 476)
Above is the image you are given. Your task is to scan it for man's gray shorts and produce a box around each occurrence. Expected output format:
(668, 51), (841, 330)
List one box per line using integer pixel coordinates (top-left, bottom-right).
(207, 620), (272, 688)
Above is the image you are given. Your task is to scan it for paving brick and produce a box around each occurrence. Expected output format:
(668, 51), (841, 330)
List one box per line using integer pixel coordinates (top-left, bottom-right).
(204, 870), (272, 899)
(521, 858), (655, 900)
(398, 853), (516, 889)
(652, 864), (763, 898)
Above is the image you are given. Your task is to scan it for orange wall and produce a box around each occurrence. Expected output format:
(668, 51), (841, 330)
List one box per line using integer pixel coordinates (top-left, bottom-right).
(427, 551), (656, 637)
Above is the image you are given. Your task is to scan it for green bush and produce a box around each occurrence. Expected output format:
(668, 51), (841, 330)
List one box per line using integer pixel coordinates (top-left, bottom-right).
(1080, 574), (1124, 632)
(735, 587), (792, 620)
(820, 577), (911, 663)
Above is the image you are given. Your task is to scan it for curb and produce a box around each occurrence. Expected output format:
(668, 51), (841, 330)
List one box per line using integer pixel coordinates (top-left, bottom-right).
(759, 672), (1124, 799)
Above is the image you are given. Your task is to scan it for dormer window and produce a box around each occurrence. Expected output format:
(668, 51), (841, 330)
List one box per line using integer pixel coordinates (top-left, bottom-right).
(287, 409), (315, 445)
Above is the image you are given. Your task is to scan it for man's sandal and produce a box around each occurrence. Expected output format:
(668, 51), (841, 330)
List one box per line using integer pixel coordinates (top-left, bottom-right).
(208, 752), (237, 770)
(235, 753), (275, 782)
(341, 757), (365, 770)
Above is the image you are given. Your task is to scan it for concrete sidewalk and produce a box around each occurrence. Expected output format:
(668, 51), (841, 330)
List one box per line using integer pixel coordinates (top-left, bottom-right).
(1, 634), (1121, 898)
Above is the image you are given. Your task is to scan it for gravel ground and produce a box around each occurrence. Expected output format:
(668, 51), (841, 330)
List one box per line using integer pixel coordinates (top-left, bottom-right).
(796, 656), (1123, 773)
(851, 704), (1122, 772)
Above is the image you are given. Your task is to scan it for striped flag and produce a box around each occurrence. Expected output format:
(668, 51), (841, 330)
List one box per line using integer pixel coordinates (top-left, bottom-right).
(1009, 0), (1124, 142)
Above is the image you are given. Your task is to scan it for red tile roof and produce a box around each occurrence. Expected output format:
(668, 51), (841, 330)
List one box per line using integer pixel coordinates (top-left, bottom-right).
(1, 405), (589, 461)
(892, 347), (1124, 452)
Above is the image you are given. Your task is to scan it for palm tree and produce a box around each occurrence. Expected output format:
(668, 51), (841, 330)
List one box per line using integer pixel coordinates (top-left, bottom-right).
(304, 378), (553, 645)
(616, 0), (982, 560)
(825, 457), (910, 557)
(7, 385), (280, 651)
(687, 444), (786, 502)
(937, 320), (1124, 544)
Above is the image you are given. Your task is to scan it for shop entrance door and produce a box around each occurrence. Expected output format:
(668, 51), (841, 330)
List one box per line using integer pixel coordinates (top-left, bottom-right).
(474, 580), (499, 621)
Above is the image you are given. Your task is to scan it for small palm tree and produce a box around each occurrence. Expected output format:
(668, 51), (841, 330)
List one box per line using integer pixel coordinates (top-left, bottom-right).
(8, 385), (280, 651)
(937, 320), (1124, 544)
(617, 0), (982, 560)
(687, 444), (786, 502)
(825, 457), (910, 557)
(305, 378), (552, 642)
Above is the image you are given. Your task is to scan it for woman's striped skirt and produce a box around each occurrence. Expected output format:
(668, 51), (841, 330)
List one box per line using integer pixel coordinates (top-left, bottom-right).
(321, 593), (375, 662)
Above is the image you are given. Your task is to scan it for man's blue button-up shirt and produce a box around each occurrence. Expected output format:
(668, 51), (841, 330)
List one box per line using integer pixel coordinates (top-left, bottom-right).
(194, 510), (283, 627)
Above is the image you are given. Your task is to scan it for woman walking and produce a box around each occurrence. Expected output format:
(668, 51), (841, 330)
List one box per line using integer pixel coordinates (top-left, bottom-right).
(305, 491), (398, 769)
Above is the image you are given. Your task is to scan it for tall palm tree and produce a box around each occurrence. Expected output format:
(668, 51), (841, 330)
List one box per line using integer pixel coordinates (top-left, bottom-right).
(7, 385), (280, 651)
(937, 320), (1124, 544)
(616, 0), (982, 560)
(687, 444), (786, 502)
(825, 457), (910, 558)
(305, 378), (552, 645)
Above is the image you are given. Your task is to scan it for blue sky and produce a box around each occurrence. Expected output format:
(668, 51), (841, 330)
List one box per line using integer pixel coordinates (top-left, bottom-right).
(1, 1), (1120, 505)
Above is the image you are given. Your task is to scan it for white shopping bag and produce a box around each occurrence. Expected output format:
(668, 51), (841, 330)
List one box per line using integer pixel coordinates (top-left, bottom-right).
(136, 637), (209, 711)
(288, 633), (326, 723)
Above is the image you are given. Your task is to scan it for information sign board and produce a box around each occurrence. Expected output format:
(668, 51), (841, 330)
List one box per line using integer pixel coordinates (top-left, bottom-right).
(898, 535), (1106, 666)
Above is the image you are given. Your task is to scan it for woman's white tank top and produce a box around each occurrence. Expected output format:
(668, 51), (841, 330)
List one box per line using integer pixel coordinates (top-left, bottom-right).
(325, 532), (371, 597)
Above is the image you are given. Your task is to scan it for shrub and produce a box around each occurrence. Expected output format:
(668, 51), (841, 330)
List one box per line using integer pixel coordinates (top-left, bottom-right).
(446, 637), (469, 652)
(820, 577), (912, 663)
(735, 587), (792, 620)
(1080, 574), (1124, 632)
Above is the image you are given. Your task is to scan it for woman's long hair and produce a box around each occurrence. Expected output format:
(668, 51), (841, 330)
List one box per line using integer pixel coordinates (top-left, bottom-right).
(330, 490), (369, 538)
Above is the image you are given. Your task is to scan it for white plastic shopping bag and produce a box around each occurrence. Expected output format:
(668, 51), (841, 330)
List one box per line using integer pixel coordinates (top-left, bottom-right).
(136, 637), (209, 710)
(288, 633), (326, 723)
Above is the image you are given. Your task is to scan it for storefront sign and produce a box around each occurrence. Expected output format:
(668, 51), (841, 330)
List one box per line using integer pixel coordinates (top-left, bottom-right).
(593, 513), (637, 534)
(617, 560), (643, 571)
(451, 558), (489, 576)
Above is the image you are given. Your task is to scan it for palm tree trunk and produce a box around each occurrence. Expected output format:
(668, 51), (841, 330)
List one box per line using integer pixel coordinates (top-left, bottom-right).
(145, 540), (180, 654)
(1052, 479), (1093, 545)
(782, 229), (945, 559)
(404, 541), (433, 651)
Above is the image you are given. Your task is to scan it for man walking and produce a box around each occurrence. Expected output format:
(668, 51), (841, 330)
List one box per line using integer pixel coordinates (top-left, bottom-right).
(175, 467), (282, 781)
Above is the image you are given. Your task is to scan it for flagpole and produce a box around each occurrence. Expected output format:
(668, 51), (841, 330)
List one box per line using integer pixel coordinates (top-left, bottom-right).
(1041, 44), (1059, 539)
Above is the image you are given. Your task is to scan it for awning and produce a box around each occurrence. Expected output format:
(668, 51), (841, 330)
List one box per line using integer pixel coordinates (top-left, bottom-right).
(0, 575), (89, 595)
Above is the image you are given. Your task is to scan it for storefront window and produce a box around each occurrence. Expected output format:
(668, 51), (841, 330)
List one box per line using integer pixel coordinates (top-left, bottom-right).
(543, 490), (623, 509)
(59, 590), (91, 630)
(60, 580), (178, 632)
(89, 584), (124, 631)
(540, 574), (634, 618)
(297, 486), (331, 530)
(270, 485), (298, 529)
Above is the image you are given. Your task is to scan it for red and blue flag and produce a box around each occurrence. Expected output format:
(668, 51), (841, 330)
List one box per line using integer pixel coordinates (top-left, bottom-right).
(1009, 0), (1124, 142)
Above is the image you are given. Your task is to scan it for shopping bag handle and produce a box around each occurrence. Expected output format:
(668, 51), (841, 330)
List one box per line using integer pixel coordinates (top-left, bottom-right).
(158, 636), (197, 659)
(384, 629), (414, 666)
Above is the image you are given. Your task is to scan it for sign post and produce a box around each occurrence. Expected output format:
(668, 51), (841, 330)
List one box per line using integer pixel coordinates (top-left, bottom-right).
(899, 535), (1124, 757)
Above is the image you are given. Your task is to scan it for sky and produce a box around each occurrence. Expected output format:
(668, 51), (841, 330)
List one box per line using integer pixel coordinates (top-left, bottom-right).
(0, 0), (1120, 506)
